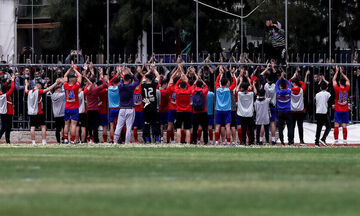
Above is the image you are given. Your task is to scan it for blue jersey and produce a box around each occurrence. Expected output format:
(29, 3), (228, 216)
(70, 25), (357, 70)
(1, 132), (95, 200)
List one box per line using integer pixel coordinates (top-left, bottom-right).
(108, 85), (120, 108)
(207, 91), (215, 115)
(215, 88), (232, 111)
(276, 79), (292, 112)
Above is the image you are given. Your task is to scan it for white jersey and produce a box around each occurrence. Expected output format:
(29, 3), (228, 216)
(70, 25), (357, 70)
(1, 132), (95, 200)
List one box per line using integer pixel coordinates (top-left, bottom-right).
(315, 91), (331, 114)
(78, 91), (86, 114)
(27, 89), (39, 115)
(0, 94), (8, 114)
(237, 91), (254, 117)
(291, 88), (304, 112)
(255, 98), (270, 125)
(264, 83), (276, 106)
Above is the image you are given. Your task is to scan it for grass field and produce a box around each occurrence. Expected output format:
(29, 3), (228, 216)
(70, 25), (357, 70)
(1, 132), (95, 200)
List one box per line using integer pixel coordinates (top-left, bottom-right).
(0, 146), (359, 216)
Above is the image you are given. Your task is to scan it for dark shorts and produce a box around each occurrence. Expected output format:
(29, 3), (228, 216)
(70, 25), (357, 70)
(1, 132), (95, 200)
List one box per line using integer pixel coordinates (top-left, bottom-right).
(168, 110), (176, 123)
(77, 113), (87, 127)
(175, 112), (192, 130)
(133, 111), (144, 128)
(270, 107), (277, 122)
(64, 108), (79, 121)
(334, 111), (349, 124)
(30, 114), (45, 127)
(215, 110), (231, 125)
(236, 114), (241, 125)
(159, 112), (168, 125)
(99, 113), (108, 126)
(208, 115), (214, 127)
(231, 111), (237, 127)
(109, 108), (120, 123)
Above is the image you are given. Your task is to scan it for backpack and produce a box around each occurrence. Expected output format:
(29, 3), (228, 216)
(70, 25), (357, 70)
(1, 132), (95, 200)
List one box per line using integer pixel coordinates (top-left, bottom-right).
(193, 90), (205, 111)
(0, 94), (8, 114)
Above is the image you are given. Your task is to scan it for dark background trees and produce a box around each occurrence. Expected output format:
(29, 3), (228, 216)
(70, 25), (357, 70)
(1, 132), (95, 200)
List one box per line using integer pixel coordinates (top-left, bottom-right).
(44, 0), (360, 56)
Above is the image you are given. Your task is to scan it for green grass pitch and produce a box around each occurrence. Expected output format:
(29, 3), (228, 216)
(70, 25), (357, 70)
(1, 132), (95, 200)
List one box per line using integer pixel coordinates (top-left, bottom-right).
(0, 146), (359, 216)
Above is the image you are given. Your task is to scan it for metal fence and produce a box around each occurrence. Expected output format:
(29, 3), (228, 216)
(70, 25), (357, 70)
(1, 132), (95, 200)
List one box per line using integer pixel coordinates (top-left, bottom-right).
(1, 52), (360, 130)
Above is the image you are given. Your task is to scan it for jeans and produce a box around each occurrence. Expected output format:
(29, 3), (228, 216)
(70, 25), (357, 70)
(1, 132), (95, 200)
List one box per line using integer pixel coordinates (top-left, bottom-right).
(0, 114), (12, 143)
(315, 114), (331, 143)
(240, 116), (254, 144)
(292, 112), (305, 142)
(114, 109), (135, 144)
(87, 110), (100, 143)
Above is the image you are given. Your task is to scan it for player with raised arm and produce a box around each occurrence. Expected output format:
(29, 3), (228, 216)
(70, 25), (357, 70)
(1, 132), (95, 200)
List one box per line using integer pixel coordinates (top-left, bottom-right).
(214, 66), (237, 145)
(141, 63), (161, 143)
(113, 67), (139, 144)
(63, 62), (82, 144)
(25, 77), (60, 145)
(332, 66), (350, 145)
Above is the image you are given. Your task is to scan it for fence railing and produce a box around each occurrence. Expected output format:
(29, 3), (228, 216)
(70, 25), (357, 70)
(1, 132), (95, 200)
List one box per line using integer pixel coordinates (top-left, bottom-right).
(2, 50), (360, 65)
(0, 53), (359, 130)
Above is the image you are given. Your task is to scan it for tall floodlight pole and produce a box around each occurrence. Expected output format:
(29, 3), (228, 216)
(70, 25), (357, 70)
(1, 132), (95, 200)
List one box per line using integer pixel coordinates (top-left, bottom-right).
(76, 0), (79, 63)
(329, 0), (331, 60)
(285, 0), (288, 65)
(196, 0), (199, 62)
(31, 0), (34, 63)
(151, 0), (154, 55)
(107, 0), (110, 64)
(14, 4), (17, 63)
(240, 0), (244, 55)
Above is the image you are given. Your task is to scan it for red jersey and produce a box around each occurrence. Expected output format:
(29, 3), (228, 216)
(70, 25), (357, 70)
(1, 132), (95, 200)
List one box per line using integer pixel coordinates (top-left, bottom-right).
(98, 88), (108, 114)
(1, 81), (15, 115)
(159, 89), (170, 113)
(134, 87), (143, 112)
(167, 84), (177, 110)
(334, 84), (350, 112)
(64, 81), (81, 109)
(83, 88), (89, 113)
(174, 80), (192, 112)
(26, 89), (44, 115)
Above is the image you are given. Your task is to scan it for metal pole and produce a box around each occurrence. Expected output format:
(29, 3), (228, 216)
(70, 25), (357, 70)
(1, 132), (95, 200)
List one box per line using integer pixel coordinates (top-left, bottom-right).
(196, 0), (199, 62)
(31, 0), (34, 63)
(107, 0), (110, 64)
(14, 3), (17, 64)
(76, 0), (79, 63)
(329, 0), (331, 60)
(285, 0), (288, 65)
(151, 0), (154, 55)
(240, 0), (243, 55)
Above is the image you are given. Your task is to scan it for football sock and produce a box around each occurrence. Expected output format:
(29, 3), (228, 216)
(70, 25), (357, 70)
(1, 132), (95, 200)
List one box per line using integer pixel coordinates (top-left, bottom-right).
(334, 126), (339, 140)
(103, 134), (108, 143)
(237, 128), (243, 142)
(197, 129), (202, 141)
(343, 128), (348, 140)
(133, 128), (138, 143)
(215, 132), (220, 141)
(208, 129), (213, 141)
(166, 130), (171, 143)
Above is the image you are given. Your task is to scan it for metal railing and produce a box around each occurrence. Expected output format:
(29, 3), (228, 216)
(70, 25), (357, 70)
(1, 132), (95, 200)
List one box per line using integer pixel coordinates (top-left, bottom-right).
(0, 52), (359, 130)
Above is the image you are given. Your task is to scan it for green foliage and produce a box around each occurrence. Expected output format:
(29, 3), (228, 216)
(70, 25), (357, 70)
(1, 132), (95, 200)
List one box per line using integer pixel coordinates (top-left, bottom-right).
(45, 0), (360, 55)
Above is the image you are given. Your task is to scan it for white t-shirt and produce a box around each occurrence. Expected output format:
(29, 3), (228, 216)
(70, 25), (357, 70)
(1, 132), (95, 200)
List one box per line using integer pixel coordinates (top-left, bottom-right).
(237, 91), (254, 117)
(315, 91), (331, 114)
(255, 98), (270, 125)
(264, 83), (276, 106)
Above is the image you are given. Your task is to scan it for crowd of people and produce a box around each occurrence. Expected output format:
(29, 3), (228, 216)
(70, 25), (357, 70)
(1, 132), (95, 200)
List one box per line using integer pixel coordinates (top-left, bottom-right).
(0, 53), (354, 146)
